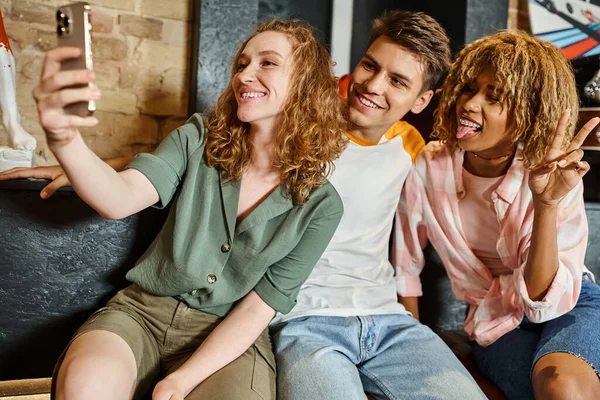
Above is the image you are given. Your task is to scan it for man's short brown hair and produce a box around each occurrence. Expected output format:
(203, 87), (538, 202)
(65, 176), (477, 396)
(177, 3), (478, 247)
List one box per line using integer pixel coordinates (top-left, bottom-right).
(369, 10), (451, 92)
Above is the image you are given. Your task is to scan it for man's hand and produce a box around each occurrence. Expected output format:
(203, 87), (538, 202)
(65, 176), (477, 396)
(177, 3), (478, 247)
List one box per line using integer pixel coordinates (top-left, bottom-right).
(0, 156), (133, 199)
(0, 166), (70, 199)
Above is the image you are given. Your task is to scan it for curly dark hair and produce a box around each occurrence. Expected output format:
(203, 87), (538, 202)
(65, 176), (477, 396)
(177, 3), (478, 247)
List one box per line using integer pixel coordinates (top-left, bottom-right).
(434, 31), (579, 167)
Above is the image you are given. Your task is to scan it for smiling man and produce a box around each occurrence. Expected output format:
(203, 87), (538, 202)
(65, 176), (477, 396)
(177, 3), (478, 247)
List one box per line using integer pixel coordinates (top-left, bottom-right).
(270, 11), (487, 400)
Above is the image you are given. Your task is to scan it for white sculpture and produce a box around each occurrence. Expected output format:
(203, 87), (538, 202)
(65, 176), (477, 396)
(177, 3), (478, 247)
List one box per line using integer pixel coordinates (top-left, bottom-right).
(0, 10), (36, 172)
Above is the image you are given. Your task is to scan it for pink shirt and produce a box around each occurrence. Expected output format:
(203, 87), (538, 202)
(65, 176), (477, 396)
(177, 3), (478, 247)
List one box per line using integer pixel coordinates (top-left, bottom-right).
(459, 168), (509, 276)
(393, 141), (589, 346)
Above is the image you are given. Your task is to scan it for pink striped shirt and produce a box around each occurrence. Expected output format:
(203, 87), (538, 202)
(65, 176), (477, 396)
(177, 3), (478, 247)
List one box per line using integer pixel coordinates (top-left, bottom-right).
(393, 141), (590, 346)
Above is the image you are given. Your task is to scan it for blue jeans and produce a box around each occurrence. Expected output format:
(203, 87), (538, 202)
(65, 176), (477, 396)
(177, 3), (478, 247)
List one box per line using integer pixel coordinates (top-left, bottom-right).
(271, 313), (486, 400)
(472, 273), (600, 400)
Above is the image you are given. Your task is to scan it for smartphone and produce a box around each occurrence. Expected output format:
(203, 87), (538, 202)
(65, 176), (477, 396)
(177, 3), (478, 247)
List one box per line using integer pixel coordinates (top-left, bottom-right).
(56, 2), (95, 117)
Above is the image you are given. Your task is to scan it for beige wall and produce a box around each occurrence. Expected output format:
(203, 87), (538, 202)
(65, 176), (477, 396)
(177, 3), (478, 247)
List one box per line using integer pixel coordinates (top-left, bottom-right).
(1, 0), (192, 166)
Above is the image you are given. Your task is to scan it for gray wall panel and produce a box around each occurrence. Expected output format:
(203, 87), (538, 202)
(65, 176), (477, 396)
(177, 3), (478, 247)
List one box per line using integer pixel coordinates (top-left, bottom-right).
(466, 0), (510, 43)
(190, 0), (259, 113)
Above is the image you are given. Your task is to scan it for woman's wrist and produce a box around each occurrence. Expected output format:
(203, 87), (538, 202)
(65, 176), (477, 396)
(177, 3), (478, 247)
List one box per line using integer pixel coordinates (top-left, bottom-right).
(166, 367), (207, 396)
(533, 198), (560, 213)
(47, 129), (83, 154)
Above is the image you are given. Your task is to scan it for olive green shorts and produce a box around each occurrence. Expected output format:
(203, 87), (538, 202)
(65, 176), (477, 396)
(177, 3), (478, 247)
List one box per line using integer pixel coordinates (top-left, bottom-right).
(52, 284), (276, 400)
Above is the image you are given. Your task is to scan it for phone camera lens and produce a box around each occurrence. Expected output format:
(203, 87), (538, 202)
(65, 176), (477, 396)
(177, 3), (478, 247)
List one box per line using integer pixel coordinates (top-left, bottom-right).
(57, 25), (66, 36)
(56, 10), (65, 22)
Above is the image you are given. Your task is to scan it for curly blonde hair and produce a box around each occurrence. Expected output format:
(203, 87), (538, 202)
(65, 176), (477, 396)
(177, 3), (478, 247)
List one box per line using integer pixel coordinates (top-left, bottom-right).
(434, 31), (579, 167)
(205, 19), (348, 204)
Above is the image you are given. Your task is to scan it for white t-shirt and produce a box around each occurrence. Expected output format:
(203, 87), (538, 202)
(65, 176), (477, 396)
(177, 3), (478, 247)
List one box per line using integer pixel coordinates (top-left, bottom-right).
(272, 121), (424, 325)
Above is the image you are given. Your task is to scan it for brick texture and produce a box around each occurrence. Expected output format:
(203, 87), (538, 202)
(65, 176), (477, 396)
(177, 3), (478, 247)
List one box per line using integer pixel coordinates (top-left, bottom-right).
(0, 0), (192, 166)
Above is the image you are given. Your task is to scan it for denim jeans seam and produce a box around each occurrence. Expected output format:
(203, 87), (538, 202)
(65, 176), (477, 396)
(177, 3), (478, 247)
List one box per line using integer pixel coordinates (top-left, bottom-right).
(358, 365), (398, 400)
(358, 316), (367, 362)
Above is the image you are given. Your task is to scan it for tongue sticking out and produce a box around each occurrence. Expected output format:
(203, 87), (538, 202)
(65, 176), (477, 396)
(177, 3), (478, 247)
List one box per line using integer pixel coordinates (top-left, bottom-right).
(457, 125), (480, 139)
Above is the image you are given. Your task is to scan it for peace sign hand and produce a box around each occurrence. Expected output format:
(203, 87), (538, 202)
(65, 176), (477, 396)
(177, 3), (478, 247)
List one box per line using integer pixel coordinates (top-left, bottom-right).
(529, 110), (598, 206)
(32, 47), (100, 148)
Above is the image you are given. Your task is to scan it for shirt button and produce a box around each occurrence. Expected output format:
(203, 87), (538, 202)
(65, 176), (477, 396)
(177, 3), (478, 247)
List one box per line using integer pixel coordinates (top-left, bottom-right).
(221, 243), (231, 253)
(207, 274), (217, 284)
(189, 289), (198, 295)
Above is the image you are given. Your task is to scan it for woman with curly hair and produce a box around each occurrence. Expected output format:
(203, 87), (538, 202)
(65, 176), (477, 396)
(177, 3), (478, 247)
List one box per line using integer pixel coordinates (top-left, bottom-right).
(394, 31), (600, 399)
(31, 20), (346, 400)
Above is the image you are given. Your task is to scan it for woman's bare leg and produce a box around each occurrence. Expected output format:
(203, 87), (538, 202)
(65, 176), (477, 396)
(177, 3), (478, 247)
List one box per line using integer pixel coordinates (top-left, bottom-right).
(55, 330), (137, 400)
(533, 352), (600, 400)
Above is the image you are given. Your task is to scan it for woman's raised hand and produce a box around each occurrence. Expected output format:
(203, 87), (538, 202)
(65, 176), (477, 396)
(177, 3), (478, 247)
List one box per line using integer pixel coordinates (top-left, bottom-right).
(32, 46), (100, 148)
(529, 110), (599, 206)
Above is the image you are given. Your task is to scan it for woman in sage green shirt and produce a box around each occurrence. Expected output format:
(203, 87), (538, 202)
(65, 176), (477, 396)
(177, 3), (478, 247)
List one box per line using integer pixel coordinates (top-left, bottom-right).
(30, 20), (347, 400)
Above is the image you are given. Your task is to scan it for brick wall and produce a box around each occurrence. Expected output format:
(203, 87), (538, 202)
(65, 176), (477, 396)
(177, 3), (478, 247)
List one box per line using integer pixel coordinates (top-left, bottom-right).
(0, 0), (192, 166)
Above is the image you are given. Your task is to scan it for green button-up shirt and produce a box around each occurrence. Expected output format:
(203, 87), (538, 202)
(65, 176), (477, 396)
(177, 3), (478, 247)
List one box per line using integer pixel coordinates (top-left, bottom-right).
(125, 114), (343, 316)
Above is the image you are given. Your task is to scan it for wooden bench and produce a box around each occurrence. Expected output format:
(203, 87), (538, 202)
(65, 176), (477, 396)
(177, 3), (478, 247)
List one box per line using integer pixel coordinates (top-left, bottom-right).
(0, 378), (50, 399)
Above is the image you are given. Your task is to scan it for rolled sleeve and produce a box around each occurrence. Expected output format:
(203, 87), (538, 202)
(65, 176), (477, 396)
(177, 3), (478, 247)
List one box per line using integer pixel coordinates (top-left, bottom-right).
(254, 277), (295, 314)
(395, 274), (423, 297)
(515, 183), (587, 322)
(125, 114), (207, 208)
(515, 263), (573, 321)
(254, 207), (343, 314)
(127, 153), (180, 209)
